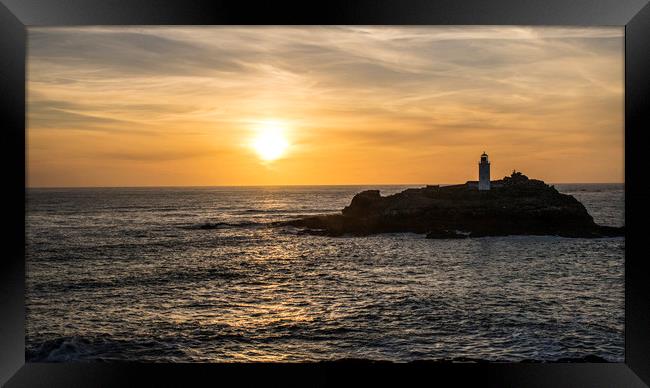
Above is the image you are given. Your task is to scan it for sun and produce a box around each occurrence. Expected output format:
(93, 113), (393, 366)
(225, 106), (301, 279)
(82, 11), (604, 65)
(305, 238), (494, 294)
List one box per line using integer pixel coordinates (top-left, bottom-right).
(250, 121), (290, 162)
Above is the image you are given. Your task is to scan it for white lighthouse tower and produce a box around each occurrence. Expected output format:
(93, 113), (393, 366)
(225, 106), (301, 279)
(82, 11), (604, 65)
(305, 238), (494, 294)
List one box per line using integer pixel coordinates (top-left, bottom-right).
(478, 152), (490, 191)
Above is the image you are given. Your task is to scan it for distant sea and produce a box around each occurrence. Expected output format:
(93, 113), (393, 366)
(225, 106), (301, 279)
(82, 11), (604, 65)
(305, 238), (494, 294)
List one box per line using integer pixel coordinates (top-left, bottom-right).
(25, 183), (624, 362)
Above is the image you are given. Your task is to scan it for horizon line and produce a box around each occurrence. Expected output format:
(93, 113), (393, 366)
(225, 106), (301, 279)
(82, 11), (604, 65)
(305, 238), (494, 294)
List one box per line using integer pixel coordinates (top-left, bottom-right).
(27, 181), (626, 189)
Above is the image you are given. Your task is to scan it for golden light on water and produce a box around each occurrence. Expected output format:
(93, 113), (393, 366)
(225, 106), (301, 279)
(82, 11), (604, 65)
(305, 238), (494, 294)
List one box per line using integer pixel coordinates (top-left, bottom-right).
(250, 121), (290, 162)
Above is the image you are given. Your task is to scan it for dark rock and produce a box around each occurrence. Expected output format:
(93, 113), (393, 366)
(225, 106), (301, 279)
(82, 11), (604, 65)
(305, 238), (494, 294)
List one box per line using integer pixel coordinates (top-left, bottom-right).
(425, 229), (469, 239)
(282, 171), (625, 239)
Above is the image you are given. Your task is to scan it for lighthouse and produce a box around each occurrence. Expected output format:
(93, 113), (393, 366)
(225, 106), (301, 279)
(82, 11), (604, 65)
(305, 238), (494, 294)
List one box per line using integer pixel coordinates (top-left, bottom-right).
(478, 152), (490, 191)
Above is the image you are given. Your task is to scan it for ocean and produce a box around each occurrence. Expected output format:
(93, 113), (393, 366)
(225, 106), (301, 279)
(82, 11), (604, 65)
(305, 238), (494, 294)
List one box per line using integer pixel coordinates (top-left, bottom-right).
(25, 183), (625, 362)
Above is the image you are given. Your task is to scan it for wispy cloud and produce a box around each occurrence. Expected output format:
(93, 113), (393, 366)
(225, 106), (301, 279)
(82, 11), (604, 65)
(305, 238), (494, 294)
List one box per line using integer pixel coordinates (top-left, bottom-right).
(27, 26), (624, 187)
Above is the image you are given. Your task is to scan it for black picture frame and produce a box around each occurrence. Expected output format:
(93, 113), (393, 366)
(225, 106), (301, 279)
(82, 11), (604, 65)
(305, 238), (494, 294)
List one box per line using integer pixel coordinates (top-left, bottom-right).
(1, 1), (649, 386)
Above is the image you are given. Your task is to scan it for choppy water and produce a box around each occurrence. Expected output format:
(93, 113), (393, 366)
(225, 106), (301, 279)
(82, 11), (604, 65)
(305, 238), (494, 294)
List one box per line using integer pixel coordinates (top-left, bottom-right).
(25, 183), (625, 362)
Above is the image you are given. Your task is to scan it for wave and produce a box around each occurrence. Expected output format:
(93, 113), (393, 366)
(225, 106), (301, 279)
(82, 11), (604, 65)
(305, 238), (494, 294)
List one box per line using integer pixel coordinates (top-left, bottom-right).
(183, 221), (267, 230)
(232, 208), (338, 215)
(26, 336), (98, 362)
(317, 355), (611, 364)
(29, 267), (243, 294)
(26, 336), (613, 363)
(25, 335), (188, 362)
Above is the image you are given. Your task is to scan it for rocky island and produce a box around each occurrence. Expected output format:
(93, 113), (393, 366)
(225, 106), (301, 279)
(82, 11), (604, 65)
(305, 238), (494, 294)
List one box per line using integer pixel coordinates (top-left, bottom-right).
(282, 171), (624, 239)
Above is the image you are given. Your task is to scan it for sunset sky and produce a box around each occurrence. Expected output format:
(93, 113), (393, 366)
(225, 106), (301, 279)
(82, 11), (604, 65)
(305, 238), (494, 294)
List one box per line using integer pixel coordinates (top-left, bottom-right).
(27, 26), (624, 187)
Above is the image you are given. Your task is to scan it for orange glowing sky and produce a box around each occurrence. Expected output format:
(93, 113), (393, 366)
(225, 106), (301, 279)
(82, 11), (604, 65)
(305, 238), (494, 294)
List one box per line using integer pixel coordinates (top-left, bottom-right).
(27, 26), (624, 187)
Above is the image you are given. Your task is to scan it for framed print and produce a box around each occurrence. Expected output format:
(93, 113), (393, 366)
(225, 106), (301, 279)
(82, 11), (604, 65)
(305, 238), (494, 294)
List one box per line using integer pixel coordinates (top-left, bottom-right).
(1, 0), (649, 386)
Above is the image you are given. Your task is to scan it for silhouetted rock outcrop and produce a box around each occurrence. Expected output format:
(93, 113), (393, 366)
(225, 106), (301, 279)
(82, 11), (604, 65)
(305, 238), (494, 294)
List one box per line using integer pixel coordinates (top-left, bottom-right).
(282, 172), (625, 238)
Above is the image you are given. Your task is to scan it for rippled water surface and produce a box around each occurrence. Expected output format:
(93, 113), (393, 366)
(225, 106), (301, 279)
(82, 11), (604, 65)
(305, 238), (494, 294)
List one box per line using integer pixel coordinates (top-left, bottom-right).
(26, 184), (624, 362)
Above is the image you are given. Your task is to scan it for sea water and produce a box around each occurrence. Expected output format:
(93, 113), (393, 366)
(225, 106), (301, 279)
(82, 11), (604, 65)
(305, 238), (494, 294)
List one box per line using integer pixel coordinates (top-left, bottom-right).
(25, 184), (624, 362)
